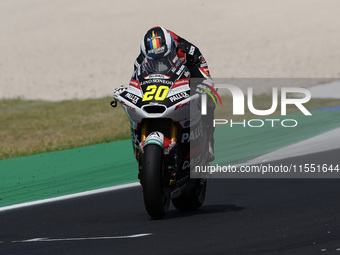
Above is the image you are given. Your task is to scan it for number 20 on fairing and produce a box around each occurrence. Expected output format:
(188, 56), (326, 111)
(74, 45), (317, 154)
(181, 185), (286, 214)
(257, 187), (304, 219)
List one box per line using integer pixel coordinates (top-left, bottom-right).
(142, 85), (169, 101)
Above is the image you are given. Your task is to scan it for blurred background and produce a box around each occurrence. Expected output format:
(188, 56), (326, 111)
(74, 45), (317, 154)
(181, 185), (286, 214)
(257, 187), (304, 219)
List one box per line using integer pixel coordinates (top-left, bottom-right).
(1, 0), (339, 100)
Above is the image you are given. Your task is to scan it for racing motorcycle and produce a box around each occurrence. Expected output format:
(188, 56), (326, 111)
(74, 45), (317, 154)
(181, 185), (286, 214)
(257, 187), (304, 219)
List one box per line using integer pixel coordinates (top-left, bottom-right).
(111, 50), (209, 219)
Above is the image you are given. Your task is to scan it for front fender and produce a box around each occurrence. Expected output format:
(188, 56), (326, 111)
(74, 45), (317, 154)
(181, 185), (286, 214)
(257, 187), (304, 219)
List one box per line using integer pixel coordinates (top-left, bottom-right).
(140, 132), (176, 156)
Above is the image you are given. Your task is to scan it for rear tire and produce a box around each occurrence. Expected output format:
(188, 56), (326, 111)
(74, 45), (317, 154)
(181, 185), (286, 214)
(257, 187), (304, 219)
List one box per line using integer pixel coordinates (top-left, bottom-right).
(172, 179), (207, 212)
(142, 144), (169, 219)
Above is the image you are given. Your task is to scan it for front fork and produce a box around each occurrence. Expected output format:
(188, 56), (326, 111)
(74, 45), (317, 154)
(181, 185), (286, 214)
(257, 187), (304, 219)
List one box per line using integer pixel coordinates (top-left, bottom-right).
(140, 120), (177, 143)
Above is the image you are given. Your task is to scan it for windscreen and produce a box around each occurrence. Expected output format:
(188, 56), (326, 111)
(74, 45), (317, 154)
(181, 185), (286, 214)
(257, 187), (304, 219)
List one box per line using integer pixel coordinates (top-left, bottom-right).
(142, 47), (178, 74)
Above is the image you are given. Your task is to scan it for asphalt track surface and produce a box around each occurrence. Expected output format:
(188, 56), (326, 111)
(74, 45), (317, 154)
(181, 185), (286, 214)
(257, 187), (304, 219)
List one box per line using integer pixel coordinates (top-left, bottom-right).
(1, 149), (340, 255)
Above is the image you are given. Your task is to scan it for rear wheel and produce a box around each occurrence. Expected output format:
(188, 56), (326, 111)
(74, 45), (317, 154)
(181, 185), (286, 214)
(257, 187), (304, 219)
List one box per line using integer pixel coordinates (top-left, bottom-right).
(172, 179), (207, 212)
(142, 144), (170, 219)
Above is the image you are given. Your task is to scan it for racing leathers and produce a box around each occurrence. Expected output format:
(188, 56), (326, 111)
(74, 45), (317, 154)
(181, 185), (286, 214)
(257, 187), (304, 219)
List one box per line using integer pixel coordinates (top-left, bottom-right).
(134, 30), (211, 80)
(134, 30), (216, 162)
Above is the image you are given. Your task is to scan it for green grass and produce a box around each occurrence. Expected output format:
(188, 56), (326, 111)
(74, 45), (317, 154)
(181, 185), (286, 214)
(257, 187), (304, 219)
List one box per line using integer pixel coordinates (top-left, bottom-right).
(0, 97), (130, 160)
(1, 96), (340, 160)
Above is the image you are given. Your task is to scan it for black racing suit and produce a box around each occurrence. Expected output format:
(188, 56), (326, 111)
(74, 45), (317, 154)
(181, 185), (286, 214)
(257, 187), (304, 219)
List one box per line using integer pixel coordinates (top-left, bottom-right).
(134, 30), (212, 81)
(134, 30), (216, 161)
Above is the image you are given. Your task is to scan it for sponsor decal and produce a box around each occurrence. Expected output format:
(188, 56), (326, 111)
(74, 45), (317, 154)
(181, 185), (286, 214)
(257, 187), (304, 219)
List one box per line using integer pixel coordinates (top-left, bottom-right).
(120, 100), (136, 112)
(189, 45), (195, 55)
(144, 74), (170, 79)
(129, 79), (141, 89)
(167, 85), (190, 97)
(172, 78), (189, 89)
(200, 57), (208, 67)
(172, 55), (179, 63)
(178, 114), (200, 129)
(175, 98), (195, 110)
(176, 65), (186, 76)
(169, 92), (189, 102)
(148, 46), (165, 54)
(163, 138), (176, 155)
(182, 156), (202, 170)
(142, 85), (169, 101)
(177, 49), (186, 64)
(144, 132), (164, 147)
(140, 79), (173, 86)
(199, 67), (211, 77)
(181, 122), (202, 143)
(125, 92), (140, 104)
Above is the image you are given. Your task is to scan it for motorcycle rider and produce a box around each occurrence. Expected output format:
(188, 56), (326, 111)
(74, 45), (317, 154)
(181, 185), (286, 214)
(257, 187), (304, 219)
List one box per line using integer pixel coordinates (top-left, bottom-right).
(135, 26), (216, 161)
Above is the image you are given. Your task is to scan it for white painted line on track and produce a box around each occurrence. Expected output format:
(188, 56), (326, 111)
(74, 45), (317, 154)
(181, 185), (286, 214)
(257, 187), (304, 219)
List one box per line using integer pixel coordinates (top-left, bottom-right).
(243, 127), (340, 165)
(10, 233), (152, 243)
(0, 182), (140, 213)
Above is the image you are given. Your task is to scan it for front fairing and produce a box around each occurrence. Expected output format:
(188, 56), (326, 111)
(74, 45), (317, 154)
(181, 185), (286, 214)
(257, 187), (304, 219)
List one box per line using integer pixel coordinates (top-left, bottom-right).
(115, 53), (201, 128)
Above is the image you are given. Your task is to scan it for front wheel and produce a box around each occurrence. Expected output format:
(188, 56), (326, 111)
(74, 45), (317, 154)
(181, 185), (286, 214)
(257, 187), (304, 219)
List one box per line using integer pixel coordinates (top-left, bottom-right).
(142, 144), (170, 219)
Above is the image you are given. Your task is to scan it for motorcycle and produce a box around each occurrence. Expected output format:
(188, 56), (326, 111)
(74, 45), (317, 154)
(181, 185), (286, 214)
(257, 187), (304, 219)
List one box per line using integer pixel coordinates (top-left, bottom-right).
(111, 50), (209, 219)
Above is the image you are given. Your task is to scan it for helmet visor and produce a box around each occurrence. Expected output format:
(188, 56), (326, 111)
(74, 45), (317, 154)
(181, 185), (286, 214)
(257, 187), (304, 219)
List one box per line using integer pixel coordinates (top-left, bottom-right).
(144, 46), (177, 73)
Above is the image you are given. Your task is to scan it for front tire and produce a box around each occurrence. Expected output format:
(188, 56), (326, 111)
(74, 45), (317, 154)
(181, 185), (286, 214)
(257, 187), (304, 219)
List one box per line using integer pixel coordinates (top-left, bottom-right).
(142, 144), (169, 219)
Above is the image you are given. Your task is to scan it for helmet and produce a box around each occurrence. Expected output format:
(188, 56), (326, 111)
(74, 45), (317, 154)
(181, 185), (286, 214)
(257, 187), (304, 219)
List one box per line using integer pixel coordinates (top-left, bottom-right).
(140, 26), (175, 60)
